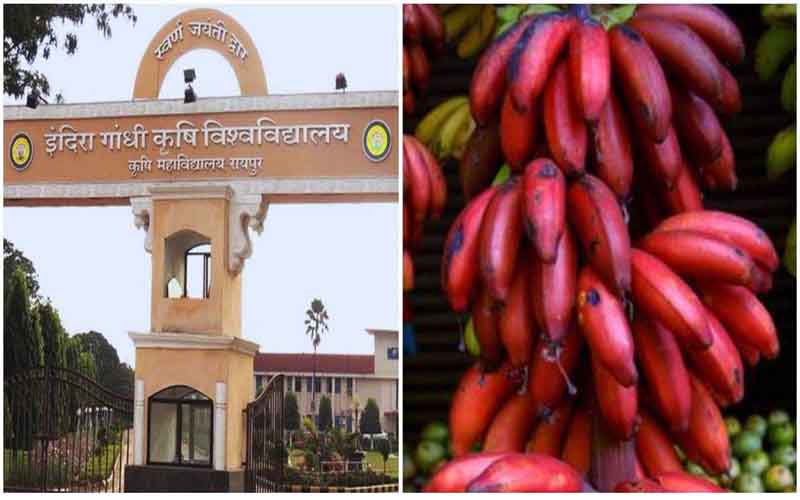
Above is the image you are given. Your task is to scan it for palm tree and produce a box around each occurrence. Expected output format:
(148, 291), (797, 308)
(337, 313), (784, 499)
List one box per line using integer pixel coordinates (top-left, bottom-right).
(304, 298), (329, 416)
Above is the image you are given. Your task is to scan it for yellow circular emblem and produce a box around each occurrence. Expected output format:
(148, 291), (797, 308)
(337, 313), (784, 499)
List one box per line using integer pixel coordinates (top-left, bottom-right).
(9, 133), (33, 171)
(363, 120), (391, 162)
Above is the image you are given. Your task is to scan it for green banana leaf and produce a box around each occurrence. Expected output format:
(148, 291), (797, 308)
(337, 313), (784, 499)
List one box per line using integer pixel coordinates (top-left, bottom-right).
(492, 164), (511, 186)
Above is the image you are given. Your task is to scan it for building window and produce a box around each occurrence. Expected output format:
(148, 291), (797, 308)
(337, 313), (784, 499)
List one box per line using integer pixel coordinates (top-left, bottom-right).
(295, 377), (302, 392)
(327, 377), (333, 393)
(148, 386), (212, 467)
(185, 243), (212, 299)
(285, 376), (292, 392)
(314, 378), (321, 393)
(387, 347), (399, 360)
(334, 378), (341, 394)
(306, 377), (312, 392)
(346, 378), (353, 396)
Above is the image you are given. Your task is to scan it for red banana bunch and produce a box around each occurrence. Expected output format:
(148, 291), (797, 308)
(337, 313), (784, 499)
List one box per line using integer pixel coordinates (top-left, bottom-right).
(404, 4), (445, 114)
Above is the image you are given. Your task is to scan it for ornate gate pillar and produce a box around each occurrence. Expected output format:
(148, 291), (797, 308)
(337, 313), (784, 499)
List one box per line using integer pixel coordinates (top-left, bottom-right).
(126, 185), (265, 492)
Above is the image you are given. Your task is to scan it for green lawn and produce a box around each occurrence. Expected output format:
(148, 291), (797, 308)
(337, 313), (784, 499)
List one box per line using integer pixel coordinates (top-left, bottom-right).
(365, 451), (398, 479)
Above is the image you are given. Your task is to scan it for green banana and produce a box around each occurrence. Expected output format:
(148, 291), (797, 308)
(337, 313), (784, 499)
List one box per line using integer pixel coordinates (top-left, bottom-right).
(464, 316), (481, 358)
(491, 164), (511, 186)
(766, 125), (796, 180)
(782, 61), (796, 112)
(755, 26), (796, 81)
(415, 96), (469, 147)
(443, 5), (482, 42)
(784, 217), (796, 277)
(436, 102), (473, 159)
(762, 4), (797, 28)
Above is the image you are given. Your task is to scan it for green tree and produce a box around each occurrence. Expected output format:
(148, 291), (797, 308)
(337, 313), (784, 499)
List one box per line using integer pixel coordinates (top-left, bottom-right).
(360, 398), (381, 435)
(285, 392), (300, 431)
(303, 298), (329, 413)
(78, 350), (97, 381)
(375, 437), (391, 475)
(4, 268), (43, 377)
(4, 239), (39, 299)
(3, 4), (137, 99)
(37, 301), (67, 369)
(318, 395), (332, 431)
(73, 330), (121, 388)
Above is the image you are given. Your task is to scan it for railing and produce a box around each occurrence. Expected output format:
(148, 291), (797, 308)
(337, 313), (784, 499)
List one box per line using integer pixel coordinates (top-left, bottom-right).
(244, 374), (285, 492)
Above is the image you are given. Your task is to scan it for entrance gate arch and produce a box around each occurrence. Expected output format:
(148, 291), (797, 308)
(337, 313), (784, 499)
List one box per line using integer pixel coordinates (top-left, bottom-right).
(4, 7), (396, 493)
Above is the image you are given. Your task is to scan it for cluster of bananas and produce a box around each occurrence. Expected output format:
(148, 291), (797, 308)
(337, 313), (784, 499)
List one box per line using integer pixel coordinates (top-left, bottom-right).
(439, 5), (498, 60)
(404, 134), (446, 295)
(414, 96), (475, 161)
(403, 4), (444, 115)
(419, 5), (787, 493)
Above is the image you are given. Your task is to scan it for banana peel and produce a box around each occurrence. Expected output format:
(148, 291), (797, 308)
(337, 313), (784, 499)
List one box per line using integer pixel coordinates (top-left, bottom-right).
(762, 4), (797, 28)
(782, 61), (796, 112)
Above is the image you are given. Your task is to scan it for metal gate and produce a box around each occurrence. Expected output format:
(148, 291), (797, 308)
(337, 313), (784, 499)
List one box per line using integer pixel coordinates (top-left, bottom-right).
(244, 374), (285, 492)
(3, 366), (133, 492)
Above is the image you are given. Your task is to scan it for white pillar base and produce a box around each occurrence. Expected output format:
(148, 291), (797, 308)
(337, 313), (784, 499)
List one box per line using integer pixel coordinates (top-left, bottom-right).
(133, 379), (145, 465)
(214, 381), (227, 471)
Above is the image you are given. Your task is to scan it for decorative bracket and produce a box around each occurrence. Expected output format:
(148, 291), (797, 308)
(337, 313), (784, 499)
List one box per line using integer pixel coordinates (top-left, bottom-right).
(229, 194), (269, 275)
(130, 197), (153, 253)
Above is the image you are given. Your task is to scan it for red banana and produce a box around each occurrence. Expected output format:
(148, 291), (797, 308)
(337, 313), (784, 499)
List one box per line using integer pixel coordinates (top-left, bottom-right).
(697, 130), (737, 191)
(470, 16), (536, 125)
(407, 136), (447, 219)
(403, 4), (422, 42)
(716, 63), (742, 115)
(529, 325), (583, 415)
(654, 472), (726, 493)
(530, 228), (577, 343)
(561, 405), (592, 476)
(424, 453), (511, 492)
(660, 162), (704, 215)
(631, 315), (691, 433)
(407, 43), (431, 91)
(628, 17), (723, 107)
(637, 124), (683, 189)
(673, 374), (731, 475)
(639, 229), (755, 287)
(472, 285), (504, 371)
(498, 259), (535, 372)
(568, 174), (631, 296)
(569, 16), (611, 124)
(751, 263), (774, 294)
(736, 338), (761, 367)
(609, 24), (672, 142)
(543, 59), (587, 177)
(634, 4), (744, 66)
(500, 92), (539, 171)
(450, 362), (521, 457)
(442, 186), (498, 312)
(526, 400), (574, 457)
(654, 210), (779, 272)
(630, 248), (711, 350)
(698, 283), (779, 359)
(636, 410), (684, 477)
(460, 122), (503, 200)
(523, 157), (566, 263)
(402, 46), (410, 91)
(404, 136), (431, 245)
(404, 89), (415, 115)
(417, 4), (445, 52)
(508, 12), (577, 112)
(688, 306), (745, 405)
(672, 86), (723, 163)
(403, 250), (414, 291)
(483, 393), (538, 453)
(592, 354), (638, 440)
(592, 91), (634, 199)
(467, 453), (583, 492)
(479, 177), (524, 303)
(576, 266), (637, 387)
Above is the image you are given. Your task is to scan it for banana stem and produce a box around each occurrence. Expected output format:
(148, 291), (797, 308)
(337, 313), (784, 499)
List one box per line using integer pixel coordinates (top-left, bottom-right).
(589, 413), (638, 491)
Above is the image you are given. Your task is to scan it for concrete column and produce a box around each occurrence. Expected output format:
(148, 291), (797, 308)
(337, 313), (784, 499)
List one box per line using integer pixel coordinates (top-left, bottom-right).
(214, 381), (227, 471)
(133, 379), (145, 465)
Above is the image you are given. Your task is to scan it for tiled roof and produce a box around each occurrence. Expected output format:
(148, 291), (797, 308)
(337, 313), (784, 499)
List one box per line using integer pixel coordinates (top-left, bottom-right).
(254, 352), (375, 375)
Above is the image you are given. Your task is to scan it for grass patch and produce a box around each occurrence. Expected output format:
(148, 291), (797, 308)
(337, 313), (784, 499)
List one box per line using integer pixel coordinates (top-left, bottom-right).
(365, 451), (398, 479)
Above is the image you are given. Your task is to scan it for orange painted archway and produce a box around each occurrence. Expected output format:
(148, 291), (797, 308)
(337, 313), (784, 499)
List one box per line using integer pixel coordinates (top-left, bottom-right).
(132, 8), (268, 99)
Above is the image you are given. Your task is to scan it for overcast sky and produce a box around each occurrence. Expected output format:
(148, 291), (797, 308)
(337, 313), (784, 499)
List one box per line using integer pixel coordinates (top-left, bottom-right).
(4, 5), (399, 366)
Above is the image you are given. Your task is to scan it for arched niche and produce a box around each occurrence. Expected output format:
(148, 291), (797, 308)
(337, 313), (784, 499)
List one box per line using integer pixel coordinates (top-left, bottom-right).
(163, 229), (211, 299)
(132, 8), (268, 100)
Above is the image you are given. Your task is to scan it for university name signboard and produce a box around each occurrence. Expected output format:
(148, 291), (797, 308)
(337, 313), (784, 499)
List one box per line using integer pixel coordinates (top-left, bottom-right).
(4, 93), (397, 204)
